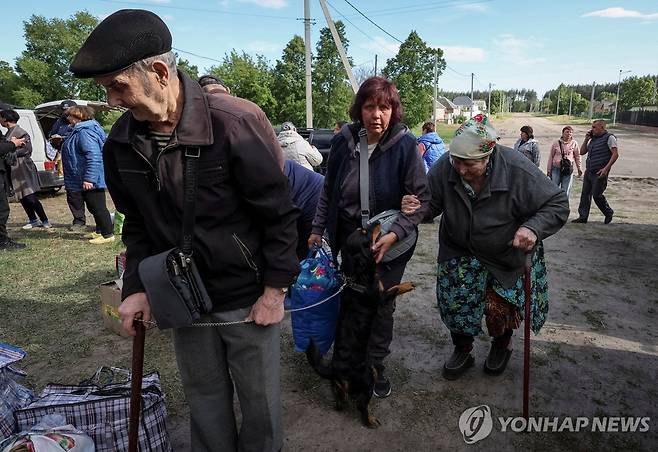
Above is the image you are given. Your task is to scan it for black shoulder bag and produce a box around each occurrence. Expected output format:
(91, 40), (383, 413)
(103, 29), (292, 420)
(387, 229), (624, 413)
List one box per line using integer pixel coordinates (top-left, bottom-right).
(137, 147), (213, 329)
(558, 140), (573, 177)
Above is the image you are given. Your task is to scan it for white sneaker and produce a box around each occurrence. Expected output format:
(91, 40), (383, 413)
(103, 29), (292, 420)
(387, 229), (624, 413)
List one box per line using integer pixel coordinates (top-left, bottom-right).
(22, 221), (42, 230)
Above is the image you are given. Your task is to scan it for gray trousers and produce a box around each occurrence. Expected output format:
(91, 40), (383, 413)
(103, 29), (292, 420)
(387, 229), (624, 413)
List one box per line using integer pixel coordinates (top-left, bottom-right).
(173, 306), (282, 452)
(577, 169), (613, 220)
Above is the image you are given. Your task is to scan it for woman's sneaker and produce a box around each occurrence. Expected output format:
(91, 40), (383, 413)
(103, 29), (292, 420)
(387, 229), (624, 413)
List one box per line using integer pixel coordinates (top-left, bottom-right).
(22, 220), (42, 229)
(84, 232), (102, 239)
(89, 235), (115, 244)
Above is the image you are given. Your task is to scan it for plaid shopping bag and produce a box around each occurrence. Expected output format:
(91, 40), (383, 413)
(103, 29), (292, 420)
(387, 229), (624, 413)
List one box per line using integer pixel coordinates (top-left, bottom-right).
(14, 368), (171, 452)
(0, 344), (33, 441)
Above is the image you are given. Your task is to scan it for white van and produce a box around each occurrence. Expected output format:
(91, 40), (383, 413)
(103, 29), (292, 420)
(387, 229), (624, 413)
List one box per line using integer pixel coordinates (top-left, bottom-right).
(0, 99), (114, 191)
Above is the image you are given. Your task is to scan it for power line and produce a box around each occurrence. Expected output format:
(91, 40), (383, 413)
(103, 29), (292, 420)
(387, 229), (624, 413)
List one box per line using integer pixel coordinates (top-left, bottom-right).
(341, 0), (403, 43)
(173, 47), (223, 65)
(98, 0), (298, 20)
(326, 0), (398, 56)
(360, 0), (494, 18)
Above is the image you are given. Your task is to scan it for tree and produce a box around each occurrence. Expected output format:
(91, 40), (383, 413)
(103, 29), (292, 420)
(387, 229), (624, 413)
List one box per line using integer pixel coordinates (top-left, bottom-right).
(618, 76), (654, 110)
(209, 51), (277, 119)
(383, 31), (445, 128)
(312, 21), (354, 128)
(272, 35), (306, 126)
(0, 61), (20, 104)
(15, 11), (105, 106)
(597, 91), (616, 102)
(177, 58), (199, 80)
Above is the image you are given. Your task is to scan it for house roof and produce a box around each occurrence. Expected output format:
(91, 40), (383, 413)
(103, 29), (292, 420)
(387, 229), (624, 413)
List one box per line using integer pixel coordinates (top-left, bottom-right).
(437, 96), (457, 109)
(453, 96), (473, 106)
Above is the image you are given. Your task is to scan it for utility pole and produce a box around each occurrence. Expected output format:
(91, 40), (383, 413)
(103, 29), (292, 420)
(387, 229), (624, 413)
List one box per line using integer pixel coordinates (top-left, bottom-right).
(432, 53), (438, 124)
(613, 69), (632, 126)
(470, 73), (474, 118)
(374, 54), (378, 77)
(568, 90), (573, 117)
(556, 94), (560, 115)
(318, 0), (359, 93)
(588, 81), (596, 120)
(303, 0), (313, 128)
(488, 83), (493, 116)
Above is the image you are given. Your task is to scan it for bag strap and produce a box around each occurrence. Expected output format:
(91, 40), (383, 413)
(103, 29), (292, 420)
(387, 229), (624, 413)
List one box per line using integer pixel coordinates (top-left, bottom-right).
(358, 128), (370, 229)
(558, 140), (565, 158)
(182, 147), (201, 256)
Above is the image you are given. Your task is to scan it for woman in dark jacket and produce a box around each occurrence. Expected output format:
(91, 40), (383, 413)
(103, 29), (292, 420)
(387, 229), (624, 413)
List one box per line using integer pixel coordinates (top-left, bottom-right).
(61, 106), (114, 243)
(0, 109), (52, 229)
(309, 76), (430, 398)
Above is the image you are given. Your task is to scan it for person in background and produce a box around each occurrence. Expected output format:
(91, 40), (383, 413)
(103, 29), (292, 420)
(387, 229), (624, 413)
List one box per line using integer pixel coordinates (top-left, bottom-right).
(417, 121), (447, 173)
(333, 120), (347, 134)
(572, 119), (619, 224)
(413, 115), (568, 380)
(198, 74), (231, 95)
(277, 122), (323, 171)
(0, 136), (27, 251)
(47, 100), (77, 143)
(547, 125), (582, 197)
(0, 109), (53, 230)
(309, 76), (429, 398)
(514, 125), (540, 166)
(61, 106), (114, 243)
(284, 159), (324, 260)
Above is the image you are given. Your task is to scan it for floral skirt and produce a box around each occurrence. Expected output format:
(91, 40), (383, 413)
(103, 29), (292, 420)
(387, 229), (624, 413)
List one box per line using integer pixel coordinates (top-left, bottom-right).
(436, 244), (549, 336)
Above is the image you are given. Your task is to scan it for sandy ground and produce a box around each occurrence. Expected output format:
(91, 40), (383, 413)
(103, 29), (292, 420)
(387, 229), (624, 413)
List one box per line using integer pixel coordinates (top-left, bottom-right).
(494, 114), (658, 178)
(5, 115), (657, 451)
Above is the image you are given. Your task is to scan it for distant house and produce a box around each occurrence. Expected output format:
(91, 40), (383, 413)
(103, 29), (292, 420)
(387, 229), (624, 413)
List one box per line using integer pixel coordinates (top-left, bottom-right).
(436, 96), (461, 123)
(452, 96), (486, 117)
(592, 100), (615, 115)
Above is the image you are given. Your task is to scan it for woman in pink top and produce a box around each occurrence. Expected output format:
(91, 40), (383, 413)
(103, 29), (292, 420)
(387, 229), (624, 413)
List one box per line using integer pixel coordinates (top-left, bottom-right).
(547, 126), (582, 197)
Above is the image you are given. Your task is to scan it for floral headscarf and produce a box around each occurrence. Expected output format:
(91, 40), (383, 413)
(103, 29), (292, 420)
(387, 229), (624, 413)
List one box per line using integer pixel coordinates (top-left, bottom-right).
(449, 114), (499, 160)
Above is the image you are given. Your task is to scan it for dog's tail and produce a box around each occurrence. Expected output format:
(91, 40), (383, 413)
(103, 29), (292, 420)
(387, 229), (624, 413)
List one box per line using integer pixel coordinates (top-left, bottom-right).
(305, 340), (334, 380)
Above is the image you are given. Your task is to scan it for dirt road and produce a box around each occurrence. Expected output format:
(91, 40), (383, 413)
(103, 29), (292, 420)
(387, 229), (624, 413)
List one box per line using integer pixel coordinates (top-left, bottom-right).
(494, 114), (658, 178)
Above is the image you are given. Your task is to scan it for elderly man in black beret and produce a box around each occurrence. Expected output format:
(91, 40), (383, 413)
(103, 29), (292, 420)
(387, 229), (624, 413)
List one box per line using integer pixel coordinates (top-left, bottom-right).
(71, 9), (298, 452)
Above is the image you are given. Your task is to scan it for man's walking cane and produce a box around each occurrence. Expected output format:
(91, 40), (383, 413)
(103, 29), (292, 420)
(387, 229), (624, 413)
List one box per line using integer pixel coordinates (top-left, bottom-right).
(522, 253), (532, 420)
(129, 319), (146, 452)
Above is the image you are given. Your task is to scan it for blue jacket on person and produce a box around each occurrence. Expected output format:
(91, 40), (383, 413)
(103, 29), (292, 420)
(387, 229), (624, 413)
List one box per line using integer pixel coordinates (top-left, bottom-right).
(61, 119), (107, 192)
(284, 159), (324, 224)
(417, 131), (446, 173)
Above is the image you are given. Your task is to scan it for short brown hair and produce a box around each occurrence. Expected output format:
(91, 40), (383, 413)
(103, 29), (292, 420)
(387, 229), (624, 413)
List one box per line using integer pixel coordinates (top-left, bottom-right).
(422, 121), (435, 133)
(349, 76), (403, 125)
(520, 125), (534, 139)
(67, 106), (95, 121)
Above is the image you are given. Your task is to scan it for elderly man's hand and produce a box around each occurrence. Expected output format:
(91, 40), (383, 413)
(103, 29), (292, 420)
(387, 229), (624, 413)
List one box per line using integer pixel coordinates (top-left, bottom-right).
(118, 292), (151, 336)
(247, 287), (285, 325)
(512, 226), (537, 253)
(401, 194), (421, 215)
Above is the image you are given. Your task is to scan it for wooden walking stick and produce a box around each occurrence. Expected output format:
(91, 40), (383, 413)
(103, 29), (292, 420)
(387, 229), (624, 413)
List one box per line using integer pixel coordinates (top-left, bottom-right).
(522, 253), (532, 420)
(129, 319), (146, 452)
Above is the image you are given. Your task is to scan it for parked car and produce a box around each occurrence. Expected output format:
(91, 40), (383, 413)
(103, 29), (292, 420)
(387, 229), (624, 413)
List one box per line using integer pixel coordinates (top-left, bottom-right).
(0, 99), (115, 192)
(295, 128), (334, 175)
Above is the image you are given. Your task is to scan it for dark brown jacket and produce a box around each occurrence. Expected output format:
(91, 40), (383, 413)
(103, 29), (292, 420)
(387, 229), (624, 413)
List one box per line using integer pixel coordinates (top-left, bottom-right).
(103, 72), (299, 311)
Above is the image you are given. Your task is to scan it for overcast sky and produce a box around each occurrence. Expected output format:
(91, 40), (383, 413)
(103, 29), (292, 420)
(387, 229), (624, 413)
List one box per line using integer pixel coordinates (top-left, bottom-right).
(2, 0), (657, 97)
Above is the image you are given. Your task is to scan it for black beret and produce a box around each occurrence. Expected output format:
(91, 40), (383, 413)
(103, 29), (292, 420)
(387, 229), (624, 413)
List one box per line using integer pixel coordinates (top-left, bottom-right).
(60, 100), (77, 109)
(70, 9), (172, 78)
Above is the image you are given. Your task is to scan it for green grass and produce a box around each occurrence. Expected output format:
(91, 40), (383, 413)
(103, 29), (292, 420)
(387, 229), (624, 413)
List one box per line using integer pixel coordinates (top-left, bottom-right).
(541, 114), (596, 125)
(410, 122), (459, 144)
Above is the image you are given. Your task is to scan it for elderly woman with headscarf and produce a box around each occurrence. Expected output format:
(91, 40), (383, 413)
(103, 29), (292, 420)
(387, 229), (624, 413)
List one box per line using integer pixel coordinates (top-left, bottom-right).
(410, 114), (568, 379)
(308, 76), (430, 398)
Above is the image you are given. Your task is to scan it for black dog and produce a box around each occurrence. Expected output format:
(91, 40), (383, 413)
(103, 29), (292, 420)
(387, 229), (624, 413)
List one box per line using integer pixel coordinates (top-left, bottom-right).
(306, 223), (414, 428)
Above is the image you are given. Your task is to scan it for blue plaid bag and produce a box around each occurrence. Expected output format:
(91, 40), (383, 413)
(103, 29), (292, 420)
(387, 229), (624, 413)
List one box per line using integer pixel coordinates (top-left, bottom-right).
(0, 344), (33, 441)
(288, 246), (342, 355)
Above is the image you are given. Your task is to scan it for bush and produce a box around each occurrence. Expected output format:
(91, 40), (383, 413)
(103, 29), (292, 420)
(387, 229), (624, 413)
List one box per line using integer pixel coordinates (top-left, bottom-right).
(456, 114), (467, 124)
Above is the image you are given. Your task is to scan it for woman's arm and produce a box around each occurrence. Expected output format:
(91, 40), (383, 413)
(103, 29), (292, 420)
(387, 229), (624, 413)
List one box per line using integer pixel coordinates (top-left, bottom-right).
(13, 130), (32, 158)
(547, 141), (557, 175)
(532, 142), (540, 167)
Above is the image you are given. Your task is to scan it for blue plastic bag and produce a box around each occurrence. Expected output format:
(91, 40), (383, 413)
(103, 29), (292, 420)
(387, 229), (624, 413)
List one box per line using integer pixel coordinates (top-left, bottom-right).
(288, 246), (342, 355)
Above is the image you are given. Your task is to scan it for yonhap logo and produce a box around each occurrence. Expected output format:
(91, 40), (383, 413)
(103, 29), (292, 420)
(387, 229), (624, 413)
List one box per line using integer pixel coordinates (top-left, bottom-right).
(459, 405), (493, 444)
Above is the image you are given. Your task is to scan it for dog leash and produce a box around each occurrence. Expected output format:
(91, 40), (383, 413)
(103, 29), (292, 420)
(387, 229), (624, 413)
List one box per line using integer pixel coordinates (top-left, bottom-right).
(134, 283), (346, 328)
